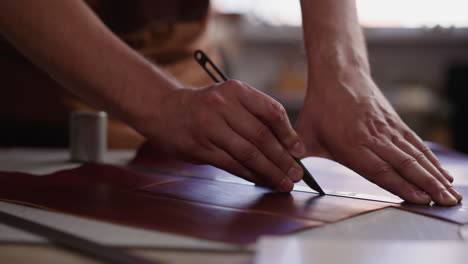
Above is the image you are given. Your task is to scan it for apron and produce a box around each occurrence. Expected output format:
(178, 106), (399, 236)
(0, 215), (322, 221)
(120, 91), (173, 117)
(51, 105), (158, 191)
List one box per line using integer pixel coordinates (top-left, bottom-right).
(0, 0), (220, 149)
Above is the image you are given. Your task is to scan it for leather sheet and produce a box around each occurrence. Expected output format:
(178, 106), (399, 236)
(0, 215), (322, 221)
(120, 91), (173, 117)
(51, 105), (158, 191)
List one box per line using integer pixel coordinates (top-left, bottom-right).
(2, 142), (467, 244)
(137, 178), (389, 224)
(0, 164), (324, 244)
(0, 166), (390, 245)
(132, 142), (468, 224)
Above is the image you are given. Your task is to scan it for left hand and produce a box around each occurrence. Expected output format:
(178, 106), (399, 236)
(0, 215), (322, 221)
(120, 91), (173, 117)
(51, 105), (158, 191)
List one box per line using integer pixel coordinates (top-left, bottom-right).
(295, 71), (463, 206)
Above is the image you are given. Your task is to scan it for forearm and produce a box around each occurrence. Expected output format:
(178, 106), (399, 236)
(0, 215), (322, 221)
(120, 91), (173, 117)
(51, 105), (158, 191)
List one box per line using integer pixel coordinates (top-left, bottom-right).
(300, 0), (370, 96)
(0, 1), (312, 191)
(0, 0), (179, 127)
(298, 0), (462, 206)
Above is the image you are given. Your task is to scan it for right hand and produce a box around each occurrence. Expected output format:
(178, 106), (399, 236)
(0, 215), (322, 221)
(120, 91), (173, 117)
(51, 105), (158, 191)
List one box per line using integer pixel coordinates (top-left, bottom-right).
(134, 80), (307, 192)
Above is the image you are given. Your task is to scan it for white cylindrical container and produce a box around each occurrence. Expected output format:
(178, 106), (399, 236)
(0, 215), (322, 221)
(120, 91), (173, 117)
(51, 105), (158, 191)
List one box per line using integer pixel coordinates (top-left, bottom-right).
(69, 111), (107, 162)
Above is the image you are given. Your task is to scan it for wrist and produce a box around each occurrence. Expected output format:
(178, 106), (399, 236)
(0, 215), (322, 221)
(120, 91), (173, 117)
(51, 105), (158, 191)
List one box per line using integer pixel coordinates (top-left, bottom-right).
(305, 28), (371, 95)
(309, 64), (373, 91)
(109, 63), (182, 133)
(303, 63), (380, 112)
(308, 42), (370, 81)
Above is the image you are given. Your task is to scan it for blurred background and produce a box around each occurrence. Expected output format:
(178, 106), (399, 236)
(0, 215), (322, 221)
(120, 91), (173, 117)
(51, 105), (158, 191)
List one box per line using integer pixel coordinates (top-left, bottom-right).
(209, 0), (468, 153)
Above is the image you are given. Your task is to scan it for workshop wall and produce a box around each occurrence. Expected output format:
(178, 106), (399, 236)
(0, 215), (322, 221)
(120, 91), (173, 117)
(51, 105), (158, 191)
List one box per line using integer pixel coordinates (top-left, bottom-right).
(212, 16), (468, 150)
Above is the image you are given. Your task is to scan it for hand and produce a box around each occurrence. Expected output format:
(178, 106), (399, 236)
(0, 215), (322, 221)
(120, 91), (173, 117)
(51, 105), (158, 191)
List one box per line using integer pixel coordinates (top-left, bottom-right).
(135, 80), (306, 192)
(296, 72), (463, 206)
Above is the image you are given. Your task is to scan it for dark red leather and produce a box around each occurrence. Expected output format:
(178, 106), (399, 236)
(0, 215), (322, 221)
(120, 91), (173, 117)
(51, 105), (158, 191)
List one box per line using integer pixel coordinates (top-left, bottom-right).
(0, 163), (388, 244)
(2, 186), (322, 244)
(137, 177), (389, 223)
(2, 142), (467, 244)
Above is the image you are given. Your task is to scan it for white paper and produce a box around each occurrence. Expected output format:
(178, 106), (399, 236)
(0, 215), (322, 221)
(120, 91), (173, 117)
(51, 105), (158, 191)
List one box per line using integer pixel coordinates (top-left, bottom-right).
(458, 224), (468, 242)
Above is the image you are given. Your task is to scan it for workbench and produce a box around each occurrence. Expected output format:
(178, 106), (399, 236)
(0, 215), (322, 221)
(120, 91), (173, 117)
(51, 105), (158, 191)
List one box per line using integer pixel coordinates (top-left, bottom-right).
(0, 148), (466, 264)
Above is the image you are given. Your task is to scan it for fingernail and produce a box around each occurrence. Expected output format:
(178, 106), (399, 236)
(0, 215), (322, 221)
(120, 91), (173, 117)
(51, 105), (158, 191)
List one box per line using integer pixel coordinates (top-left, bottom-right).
(288, 167), (303, 182)
(291, 141), (306, 156)
(279, 178), (293, 192)
(439, 189), (458, 205)
(448, 186), (463, 200)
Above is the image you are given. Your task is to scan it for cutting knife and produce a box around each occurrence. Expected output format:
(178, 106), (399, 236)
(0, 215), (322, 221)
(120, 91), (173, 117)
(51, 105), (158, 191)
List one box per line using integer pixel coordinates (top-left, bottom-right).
(194, 49), (325, 195)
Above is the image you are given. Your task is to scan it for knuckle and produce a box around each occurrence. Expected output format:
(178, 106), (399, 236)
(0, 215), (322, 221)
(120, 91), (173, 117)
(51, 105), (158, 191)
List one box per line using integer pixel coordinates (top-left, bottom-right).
(270, 102), (287, 121)
(413, 152), (427, 163)
(372, 163), (394, 178)
(203, 90), (226, 106)
(432, 159), (443, 168)
(225, 79), (244, 89)
(403, 130), (417, 141)
(419, 144), (432, 156)
(424, 176), (441, 189)
(228, 79), (243, 86)
(370, 118), (387, 133)
(390, 134), (401, 144)
(385, 116), (398, 128)
(356, 138), (374, 149)
(356, 133), (384, 148)
(277, 149), (293, 170)
(399, 157), (418, 170)
(254, 124), (270, 141)
(238, 145), (260, 164)
(278, 147), (290, 161)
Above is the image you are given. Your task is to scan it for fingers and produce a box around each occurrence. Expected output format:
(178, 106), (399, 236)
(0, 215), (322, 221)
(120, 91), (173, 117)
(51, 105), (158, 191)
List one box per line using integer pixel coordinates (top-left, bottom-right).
(392, 136), (463, 201)
(351, 147), (432, 204)
(222, 104), (303, 183)
(198, 144), (267, 186)
(404, 131), (454, 183)
(234, 81), (306, 158)
(208, 116), (295, 192)
(191, 82), (303, 191)
(371, 142), (460, 206)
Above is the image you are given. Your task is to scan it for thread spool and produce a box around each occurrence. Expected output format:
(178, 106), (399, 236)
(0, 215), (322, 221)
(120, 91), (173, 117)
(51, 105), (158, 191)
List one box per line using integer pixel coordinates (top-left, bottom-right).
(69, 111), (107, 162)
